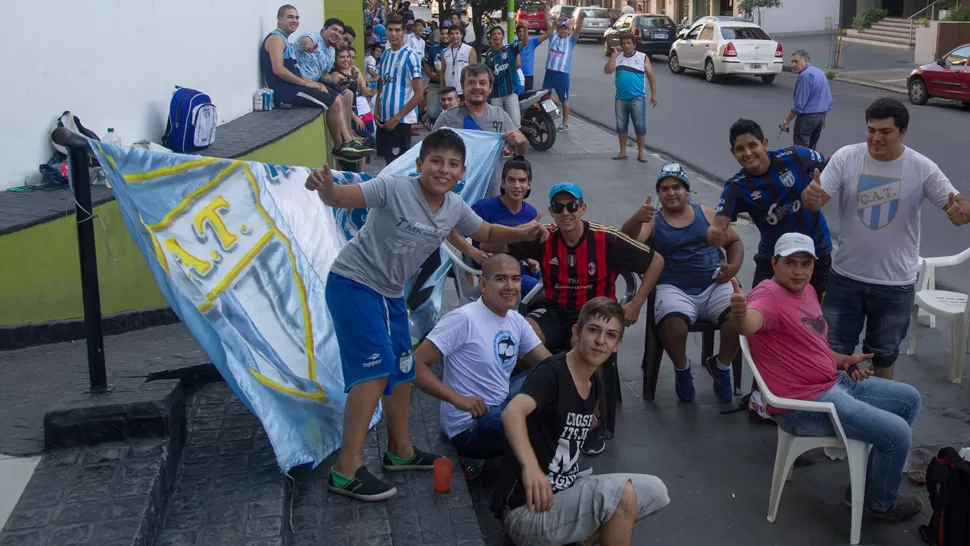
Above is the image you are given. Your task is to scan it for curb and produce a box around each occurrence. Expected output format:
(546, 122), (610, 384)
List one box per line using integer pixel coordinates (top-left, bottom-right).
(832, 76), (907, 96)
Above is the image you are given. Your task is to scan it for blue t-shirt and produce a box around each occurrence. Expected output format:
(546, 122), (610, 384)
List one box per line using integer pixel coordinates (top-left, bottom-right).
(716, 146), (832, 260)
(471, 197), (539, 266)
(516, 37), (541, 77)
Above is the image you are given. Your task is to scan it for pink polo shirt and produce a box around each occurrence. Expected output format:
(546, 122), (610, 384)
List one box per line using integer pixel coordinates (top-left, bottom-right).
(747, 280), (838, 413)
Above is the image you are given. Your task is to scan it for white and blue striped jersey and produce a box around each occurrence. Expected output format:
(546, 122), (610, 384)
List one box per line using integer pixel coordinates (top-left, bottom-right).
(378, 45), (422, 124)
(614, 52), (647, 100)
(545, 33), (579, 74)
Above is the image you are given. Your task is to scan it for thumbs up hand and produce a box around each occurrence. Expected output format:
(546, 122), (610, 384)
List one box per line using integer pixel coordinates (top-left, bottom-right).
(729, 279), (748, 318)
(635, 195), (656, 224)
(706, 224), (729, 248)
(801, 168), (827, 210)
(945, 192), (968, 226)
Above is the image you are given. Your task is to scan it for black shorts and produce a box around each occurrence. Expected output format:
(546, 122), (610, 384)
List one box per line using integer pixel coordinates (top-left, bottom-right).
(525, 301), (580, 353)
(376, 122), (412, 161)
(290, 87), (336, 109)
(753, 253), (832, 301)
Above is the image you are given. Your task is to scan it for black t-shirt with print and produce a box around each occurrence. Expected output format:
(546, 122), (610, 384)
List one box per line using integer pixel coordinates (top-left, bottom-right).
(490, 353), (601, 515)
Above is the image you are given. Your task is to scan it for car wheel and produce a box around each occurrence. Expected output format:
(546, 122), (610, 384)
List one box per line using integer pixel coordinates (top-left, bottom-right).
(704, 58), (718, 83)
(669, 51), (685, 74)
(761, 74), (775, 84)
(908, 78), (929, 105)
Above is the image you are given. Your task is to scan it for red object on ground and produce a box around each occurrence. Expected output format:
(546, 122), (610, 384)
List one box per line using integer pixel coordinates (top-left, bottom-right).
(433, 458), (453, 493)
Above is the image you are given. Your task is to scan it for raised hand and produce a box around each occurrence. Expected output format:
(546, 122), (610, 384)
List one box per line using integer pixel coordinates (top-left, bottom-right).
(706, 224), (729, 248)
(945, 192), (968, 226)
(729, 281), (747, 318)
(802, 168), (826, 209)
(526, 258), (541, 274)
(305, 164), (334, 193)
(635, 195), (656, 224)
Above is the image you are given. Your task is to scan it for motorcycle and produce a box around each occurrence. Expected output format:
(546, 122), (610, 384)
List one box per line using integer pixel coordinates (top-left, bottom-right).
(518, 89), (560, 152)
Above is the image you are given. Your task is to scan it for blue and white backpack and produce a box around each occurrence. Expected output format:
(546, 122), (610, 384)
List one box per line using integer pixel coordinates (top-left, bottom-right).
(162, 87), (217, 153)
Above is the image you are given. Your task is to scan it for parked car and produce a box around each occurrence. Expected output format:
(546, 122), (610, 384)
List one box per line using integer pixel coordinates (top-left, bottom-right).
(549, 5), (611, 41)
(603, 13), (678, 58)
(668, 16), (783, 83)
(907, 43), (970, 108)
(516, 2), (547, 32)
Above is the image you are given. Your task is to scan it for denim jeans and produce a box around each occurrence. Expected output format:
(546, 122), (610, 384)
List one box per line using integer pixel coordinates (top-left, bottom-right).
(823, 271), (916, 368)
(489, 93), (522, 128)
(449, 371), (529, 460)
(774, 374), (920, 510)
(614, 96), (647, 136)
(426, 82), (442, 121)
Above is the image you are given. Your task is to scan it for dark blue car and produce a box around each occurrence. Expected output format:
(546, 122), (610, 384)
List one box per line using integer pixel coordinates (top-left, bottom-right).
(603, 13), (678, 58)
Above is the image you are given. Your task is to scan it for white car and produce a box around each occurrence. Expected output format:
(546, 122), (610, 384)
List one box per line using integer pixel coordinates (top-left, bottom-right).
(668, 16), (784, 84)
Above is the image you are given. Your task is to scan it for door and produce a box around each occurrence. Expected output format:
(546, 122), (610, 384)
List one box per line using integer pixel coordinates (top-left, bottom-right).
(692, 23), (716, 66)
(932, 46), (970, 100)
(678, 24), (706, 67)
(882, 0), (903, 17)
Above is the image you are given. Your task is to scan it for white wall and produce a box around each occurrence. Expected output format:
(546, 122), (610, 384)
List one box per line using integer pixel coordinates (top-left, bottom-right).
(0, 0), (323, 190)
(757, 0), (841, 34)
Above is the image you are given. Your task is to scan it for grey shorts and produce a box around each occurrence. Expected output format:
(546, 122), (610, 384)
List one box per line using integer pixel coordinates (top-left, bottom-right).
(503, 473), (669, 546)
(654, 282), (733, 325)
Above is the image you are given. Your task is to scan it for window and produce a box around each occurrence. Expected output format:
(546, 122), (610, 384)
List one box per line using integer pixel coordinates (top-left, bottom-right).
(616, 15), (633, 29)
(721, 26), (771, 40)
(698, 24), (714, 41)
(685, 25), (702, 40)
(944, 46), (970, 66)
(584, 8), (611, 18)
(638, 15), (676, 28)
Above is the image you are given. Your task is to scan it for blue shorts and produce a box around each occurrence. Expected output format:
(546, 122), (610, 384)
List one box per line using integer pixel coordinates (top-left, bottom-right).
(326, 273), (414, 395)
(615, 96), (647, 136)
(542, 69), (570, 103)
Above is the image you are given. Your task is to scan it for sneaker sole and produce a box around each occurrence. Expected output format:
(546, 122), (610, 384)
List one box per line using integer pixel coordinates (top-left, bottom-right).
(328, 484), (398, 502)
(382, 463), (435, 471)
(581, 447), (605, 456)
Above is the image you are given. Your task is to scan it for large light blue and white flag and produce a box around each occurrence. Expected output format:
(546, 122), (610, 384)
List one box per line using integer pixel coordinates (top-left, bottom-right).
(89, 129), (502, 471)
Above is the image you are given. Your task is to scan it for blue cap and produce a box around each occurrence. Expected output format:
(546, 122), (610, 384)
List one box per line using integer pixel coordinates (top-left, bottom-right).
(549, 182), (583, 201)
(655, 162), (689, 191)
(558, 21), (569, 27)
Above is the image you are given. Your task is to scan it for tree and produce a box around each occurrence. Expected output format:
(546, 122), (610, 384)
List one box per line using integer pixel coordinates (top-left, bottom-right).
(468, 0), (507, 52)
(738, 0), (782, 27)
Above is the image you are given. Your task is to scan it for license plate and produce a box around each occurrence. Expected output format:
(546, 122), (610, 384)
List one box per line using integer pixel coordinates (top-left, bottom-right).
(541, 99), (557, 113)
(749, 63), (762, 69)
(651, 33), (666, 39)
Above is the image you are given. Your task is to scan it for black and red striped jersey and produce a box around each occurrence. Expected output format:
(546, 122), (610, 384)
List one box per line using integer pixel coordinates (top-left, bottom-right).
(509, 221), (654, 310)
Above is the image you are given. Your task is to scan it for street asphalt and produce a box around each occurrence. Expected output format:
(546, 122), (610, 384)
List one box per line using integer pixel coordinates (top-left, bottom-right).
(530, 38), (970, 293)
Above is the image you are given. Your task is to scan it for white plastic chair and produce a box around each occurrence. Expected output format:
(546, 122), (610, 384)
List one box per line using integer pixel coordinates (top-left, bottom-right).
(440, 241), (543, 307)
(905, 247), (970, 383)
(740, 336), (871, 545)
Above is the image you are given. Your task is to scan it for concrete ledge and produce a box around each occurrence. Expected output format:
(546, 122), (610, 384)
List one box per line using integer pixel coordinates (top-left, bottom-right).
(44, 378), (186, 451)
(203, 108), (323, 160)
(0, 437), (182, 546)
(0, 307), (180, 351)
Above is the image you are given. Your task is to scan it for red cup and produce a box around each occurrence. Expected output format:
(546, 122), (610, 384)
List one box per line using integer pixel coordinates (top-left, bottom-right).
(433, 457), (453, 493)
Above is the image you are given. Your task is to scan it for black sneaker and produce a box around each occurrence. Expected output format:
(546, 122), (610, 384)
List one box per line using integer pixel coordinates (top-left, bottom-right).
(581, 430), (606, 456)
(459, 457), (485, 480)
(382, 448), (441, 471)
(842, 487), (923, 521)
(332, 146), (356, 162)
(346, 139), (374, 156)
(328, 466), (397, 502)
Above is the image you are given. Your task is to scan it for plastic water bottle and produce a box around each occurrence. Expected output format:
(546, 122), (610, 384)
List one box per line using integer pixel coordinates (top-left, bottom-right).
(99, 128), (123, 188)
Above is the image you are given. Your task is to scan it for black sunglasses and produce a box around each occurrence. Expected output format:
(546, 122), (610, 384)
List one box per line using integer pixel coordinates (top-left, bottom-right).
(550, 201), (582, 214)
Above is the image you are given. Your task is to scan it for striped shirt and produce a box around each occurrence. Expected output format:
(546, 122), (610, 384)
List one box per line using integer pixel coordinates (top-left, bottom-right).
(483, 43), (521, 99)
(717, 146), (832, 260)
(378, 45), (422, 124)
(545, 33), (579, 74)
(614, 52), (646, 100)
(508, 221), (655, 310)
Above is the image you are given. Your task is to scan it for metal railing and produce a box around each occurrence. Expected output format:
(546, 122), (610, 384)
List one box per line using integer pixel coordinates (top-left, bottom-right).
(51, 127), (110, 393)
(909, 0), (942, 39)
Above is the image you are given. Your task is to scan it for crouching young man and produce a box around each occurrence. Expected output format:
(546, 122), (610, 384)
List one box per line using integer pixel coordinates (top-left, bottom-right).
(491, 297), (670, 545)
(413, 254), (552, 477)
(731, 233), (923, 522)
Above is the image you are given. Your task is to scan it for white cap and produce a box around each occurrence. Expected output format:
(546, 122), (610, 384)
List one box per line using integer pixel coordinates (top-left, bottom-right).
(774, 233), (817, 259)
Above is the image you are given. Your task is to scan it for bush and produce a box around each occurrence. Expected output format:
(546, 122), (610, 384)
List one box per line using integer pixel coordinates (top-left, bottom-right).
(944, 7), (970, 20)
(851, 7), (889, 30)
(825, 70), (839, 79)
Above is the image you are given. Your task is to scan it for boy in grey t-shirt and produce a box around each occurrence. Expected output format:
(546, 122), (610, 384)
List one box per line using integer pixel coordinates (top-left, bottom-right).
(307, 129), (546, 502)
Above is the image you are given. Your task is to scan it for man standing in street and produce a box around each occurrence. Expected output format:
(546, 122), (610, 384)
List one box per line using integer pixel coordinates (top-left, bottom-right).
(483, 26), (523, 128)
(713, 119), (833, 298)
(801, 97), (969, 380)
(604, 32), (657, 163)
(543, 9), (586, 132)
(780, 50), (833, 151)
(622, 0), (636, 15)
(375, 14), (424, 164)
